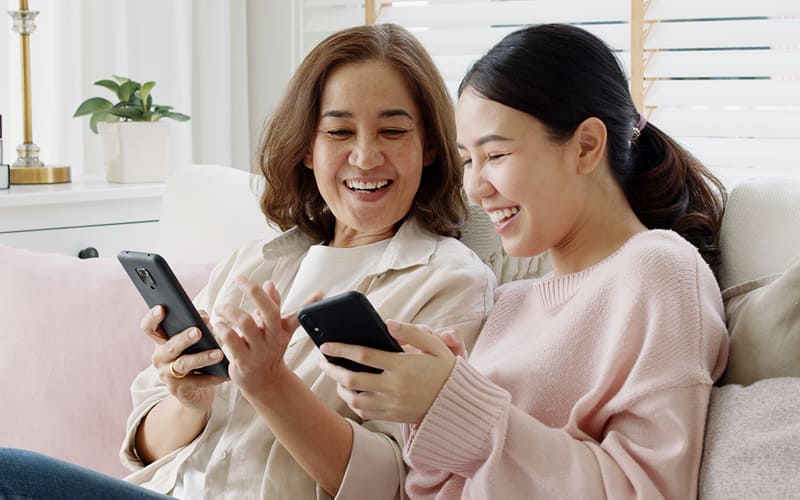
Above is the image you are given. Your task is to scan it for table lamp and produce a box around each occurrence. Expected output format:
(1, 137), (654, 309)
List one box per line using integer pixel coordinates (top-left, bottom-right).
(8, 0), (70, 184)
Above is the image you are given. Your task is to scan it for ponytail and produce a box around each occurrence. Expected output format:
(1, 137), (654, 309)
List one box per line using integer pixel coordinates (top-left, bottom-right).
(627, 122), (727, 274)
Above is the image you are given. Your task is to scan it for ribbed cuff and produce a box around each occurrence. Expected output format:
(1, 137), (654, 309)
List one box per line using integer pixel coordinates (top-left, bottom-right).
(405, 358), (511, 476)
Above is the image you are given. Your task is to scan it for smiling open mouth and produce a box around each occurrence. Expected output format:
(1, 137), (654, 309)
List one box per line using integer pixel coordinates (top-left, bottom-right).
(488, 207), (520, 223)
(345, 180), (392, 193)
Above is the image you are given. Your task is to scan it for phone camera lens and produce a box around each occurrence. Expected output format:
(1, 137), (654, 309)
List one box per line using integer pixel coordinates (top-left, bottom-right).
(135, 267), (156, 288)
(300, 314), (322, 336)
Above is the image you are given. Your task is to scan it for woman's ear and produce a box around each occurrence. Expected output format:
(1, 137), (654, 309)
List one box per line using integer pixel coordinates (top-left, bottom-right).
(574, 117), (606, 176)
(423, 146), (436, 167)
(303, 152), (313, 169)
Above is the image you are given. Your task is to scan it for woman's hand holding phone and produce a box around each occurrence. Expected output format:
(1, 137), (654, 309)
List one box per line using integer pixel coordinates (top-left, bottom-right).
(318, 320), (458, 424)
(141, 305), (228, 412)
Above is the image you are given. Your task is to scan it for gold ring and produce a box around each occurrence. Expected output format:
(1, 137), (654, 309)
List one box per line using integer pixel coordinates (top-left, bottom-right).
(169, 360), (187, 379)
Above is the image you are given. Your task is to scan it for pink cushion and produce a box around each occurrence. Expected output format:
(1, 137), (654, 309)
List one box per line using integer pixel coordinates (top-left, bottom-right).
(0, 245), (213, 478)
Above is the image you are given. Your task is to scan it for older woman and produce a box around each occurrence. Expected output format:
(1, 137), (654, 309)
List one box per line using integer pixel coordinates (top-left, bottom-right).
(0, 24), (494, 500)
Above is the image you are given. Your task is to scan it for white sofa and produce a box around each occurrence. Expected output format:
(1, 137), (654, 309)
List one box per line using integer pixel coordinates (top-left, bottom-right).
(1, 164), (798, 497)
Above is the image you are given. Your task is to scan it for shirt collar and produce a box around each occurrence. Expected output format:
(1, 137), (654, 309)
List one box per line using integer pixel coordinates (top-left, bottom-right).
(259, 216), (437, 274)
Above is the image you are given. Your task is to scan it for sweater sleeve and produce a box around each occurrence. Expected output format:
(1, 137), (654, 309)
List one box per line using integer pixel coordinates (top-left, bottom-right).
(405, 359), (712, 499)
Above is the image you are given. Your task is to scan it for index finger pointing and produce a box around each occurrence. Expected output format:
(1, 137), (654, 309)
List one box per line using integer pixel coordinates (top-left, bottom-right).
(235, 277), (282, 327)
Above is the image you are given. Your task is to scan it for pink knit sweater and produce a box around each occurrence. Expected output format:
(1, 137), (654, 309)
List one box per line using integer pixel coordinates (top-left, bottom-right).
(404, 230), (729, 499)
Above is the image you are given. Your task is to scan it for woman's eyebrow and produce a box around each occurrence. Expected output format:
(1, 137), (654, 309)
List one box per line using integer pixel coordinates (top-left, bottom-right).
(457, 134), (512, 149)
(321, 110), (352, 118)
(320, 109), (413, 120)
(379, 109), (413, 120)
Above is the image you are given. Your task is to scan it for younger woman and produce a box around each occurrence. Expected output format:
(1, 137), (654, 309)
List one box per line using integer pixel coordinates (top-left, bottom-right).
(321, 23), (729, 499)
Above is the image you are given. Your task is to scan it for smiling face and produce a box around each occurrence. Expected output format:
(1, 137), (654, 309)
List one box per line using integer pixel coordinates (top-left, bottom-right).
(304, 60), (430, 248)
(457, 88), (584, 258)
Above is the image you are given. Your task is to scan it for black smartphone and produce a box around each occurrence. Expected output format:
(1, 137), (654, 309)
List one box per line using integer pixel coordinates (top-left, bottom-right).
(117, 250), (229, 377)
(297, 290), (403, 373)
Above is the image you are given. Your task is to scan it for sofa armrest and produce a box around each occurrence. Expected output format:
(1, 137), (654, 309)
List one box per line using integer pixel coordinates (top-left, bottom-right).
(699, 378), (800, 499)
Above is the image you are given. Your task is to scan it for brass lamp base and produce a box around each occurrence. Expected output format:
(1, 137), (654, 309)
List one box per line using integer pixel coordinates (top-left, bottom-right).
(10, 165), (71, 184)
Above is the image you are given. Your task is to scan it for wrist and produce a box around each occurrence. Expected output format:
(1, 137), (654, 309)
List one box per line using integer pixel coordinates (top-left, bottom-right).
(239, 362), (296, 401)
(170, 395), (212, 424)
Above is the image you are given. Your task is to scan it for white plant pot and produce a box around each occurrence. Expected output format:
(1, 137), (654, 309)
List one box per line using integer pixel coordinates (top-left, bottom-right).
(98, 121), (171, 183)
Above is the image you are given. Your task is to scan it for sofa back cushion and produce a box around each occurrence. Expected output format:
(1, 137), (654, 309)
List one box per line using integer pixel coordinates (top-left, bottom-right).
(718, 177), (800, 290)
(157, 164), (281, 263)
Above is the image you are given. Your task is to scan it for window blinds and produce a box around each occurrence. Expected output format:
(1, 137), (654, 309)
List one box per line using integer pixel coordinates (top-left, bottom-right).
(299, 1), (800, 183)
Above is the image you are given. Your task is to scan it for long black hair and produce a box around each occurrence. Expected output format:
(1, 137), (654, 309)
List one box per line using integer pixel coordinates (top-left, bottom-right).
(458, 24), (726, 274)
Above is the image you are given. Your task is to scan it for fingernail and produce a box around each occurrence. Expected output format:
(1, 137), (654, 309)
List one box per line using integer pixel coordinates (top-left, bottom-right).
(153, 305), (163, 317)
(387, 320), (400, 332)
(210, 350), (222, 360)
(319, 344), (331, 354)
(235, 275), (248, 287)
(188, 328), (199, 340)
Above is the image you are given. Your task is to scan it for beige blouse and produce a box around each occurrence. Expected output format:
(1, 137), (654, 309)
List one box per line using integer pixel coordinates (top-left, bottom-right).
(120, 218), (495, 500)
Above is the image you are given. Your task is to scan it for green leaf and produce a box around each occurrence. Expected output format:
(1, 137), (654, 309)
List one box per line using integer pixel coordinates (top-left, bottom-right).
(79, 75), (188, 131)
(89, 110), (117, 134)
(109, 105), (144, 120)
(162, 111), (190, 122)
(118, 81), (139, 103)
(93, 79), (119, 95)
(140, 81), (156, 108)
(73, 97), (113, 117)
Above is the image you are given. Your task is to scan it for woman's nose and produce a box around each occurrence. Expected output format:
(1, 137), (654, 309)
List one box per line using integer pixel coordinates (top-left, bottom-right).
(348, 138), (384, 169)
(463, 165), (494, 203)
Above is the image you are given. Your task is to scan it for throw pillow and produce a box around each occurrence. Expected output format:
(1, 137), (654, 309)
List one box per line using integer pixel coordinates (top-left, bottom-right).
(719, 256), (800, 385)
(0, 244), (214, 478)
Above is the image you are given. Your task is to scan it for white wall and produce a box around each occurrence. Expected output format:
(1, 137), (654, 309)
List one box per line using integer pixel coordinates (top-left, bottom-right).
(245, 0), (297, 171)
(0, 0), (297, 175)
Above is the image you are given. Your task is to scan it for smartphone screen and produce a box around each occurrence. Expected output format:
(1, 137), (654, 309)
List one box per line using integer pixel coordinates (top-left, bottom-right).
(118, 250), (229, 377)
(298, 291), (402, 373)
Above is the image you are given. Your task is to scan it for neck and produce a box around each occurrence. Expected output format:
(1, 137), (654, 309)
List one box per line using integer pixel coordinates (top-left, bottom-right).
(550, 173), (646, 276)
(330, 225), (396, 248)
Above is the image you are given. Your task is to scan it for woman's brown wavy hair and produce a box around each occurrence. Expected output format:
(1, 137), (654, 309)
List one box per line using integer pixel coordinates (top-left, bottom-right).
(459, 24), (727, 275)
(255, 24), (465, 241)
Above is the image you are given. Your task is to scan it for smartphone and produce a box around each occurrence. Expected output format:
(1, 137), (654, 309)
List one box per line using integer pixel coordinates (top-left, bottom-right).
(297, 291), (402, 373)
(117, 250), (229, 377)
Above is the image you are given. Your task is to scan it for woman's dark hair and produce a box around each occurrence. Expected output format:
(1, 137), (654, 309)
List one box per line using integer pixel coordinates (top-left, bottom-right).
(257, 23), (465, 241)
(458, 23), (727, 273)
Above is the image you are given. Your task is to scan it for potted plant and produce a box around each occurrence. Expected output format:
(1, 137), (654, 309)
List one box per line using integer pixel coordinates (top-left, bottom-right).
(73, 75), (190, 183)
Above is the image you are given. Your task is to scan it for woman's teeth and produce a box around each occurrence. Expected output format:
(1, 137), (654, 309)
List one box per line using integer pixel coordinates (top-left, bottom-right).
(488, 207), (519, 223)
(346, 180), (390, 192)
